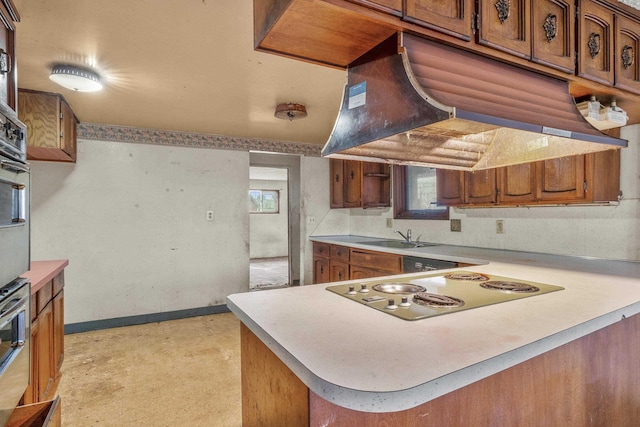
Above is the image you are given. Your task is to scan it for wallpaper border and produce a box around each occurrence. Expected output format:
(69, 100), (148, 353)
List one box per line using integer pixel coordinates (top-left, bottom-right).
(77, 123), (323, 157)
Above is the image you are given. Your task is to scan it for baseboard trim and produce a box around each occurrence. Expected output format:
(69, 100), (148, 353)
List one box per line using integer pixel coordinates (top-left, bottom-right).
(64, 304), (231, 334)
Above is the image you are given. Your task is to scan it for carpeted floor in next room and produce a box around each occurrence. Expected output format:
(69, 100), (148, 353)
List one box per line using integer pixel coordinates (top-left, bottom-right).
(57, 313), (242, 427)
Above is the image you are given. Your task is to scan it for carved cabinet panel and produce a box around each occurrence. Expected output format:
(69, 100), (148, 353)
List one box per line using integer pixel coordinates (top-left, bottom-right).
(404, 0), (474, 41)
(477, 0), (531, 59)
(578, 0), (614, 85)
(531, 0), (575, 73)
(436, 169), (464, 205)
(536, 155), (586, 202)
(615, 13), (640, 94)
(498, 163), (537, 203)
(466, 169), (497, 204)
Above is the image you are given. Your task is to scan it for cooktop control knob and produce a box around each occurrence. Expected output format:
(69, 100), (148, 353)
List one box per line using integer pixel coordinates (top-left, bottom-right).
(385, 299), (398, 310)
(346, 286), (356, 295)
(399, 296), (411, 307)
(358, 284), (369, 293)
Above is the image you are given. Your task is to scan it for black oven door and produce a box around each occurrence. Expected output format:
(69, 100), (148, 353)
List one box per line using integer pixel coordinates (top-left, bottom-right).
(0, 157), (29, 287)
(0, 278), (30, 425)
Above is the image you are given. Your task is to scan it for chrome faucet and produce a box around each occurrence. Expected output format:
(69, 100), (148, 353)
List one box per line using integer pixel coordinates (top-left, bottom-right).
(395, 229), (412, 243)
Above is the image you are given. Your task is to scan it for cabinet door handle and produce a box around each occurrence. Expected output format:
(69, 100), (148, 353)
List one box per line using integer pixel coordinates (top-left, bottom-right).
(320, 266), (324, 274)
(338, 271), (342, 280)
(350, 170), (355, 180)
(0, 48), (11, 74)
(335, 174), (340, 183)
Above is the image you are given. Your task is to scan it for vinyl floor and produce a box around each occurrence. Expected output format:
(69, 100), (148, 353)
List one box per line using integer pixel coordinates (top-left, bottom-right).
(57, 313), (242, 427)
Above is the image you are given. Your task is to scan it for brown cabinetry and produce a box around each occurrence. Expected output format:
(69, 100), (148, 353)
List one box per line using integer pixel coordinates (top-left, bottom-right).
(531, 0), (575, 72)
(614, 13), (640, 94)
(477, 0), (530, 59)
(578, 0), (615, 85)
(22, 271), (65, 405)
(312, 242), (403, 283)
(330, 159), (390, 209)
(403, 0), (473, 41)
(348, 0), (401, 15)
(18, 89), (79, 163)
(437, 150), (620, 207)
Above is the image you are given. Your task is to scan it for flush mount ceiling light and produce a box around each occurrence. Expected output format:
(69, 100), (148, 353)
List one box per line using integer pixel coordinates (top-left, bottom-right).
(275, 103), (307, 121)
(49, 64), (103, 92)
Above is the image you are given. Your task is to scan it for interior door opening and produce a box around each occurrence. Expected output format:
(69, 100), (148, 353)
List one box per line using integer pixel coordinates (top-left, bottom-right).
(249, 160), (296, 290)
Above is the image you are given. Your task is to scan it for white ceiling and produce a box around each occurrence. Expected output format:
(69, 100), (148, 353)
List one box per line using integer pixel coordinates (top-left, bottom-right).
(13, 0), (346, 145)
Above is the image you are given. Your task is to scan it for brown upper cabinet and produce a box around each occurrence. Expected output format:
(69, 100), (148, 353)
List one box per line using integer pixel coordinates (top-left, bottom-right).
(330, 159), (391, 209)
(578, 0), (615, 85)
(403, 0), (474, 41)
(0, 1), (18, 113)
(437, 150), (620, 207)
(253, 0), (640, 123)
(477, 0), (531, 59)
(18, 89), (79, 162)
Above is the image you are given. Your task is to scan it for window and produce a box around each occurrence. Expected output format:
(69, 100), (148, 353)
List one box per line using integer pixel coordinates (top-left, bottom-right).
(393, 165), (449, 220)
(249, 189), (280, 213)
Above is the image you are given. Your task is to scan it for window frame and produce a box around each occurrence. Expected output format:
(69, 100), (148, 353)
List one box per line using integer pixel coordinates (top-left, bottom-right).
(393, 165), (450, 220)
(249, 189), (280, 214)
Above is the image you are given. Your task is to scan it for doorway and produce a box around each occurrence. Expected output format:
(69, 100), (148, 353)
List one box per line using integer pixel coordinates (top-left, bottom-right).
(249, 153), (301, 290)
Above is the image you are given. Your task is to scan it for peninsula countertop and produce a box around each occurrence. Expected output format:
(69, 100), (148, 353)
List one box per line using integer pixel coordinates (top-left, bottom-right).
(227, 237), (640, 412)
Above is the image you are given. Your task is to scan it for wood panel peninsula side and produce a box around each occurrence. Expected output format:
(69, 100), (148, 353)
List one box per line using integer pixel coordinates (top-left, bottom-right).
(228, 249), (640, 426)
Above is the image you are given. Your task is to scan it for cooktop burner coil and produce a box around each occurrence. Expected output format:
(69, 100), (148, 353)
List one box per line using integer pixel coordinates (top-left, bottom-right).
(480, 281), (540, 293)
(413, 292), (465, 308)
(445, 273), (490, 281)
(372, 283), (427, 294)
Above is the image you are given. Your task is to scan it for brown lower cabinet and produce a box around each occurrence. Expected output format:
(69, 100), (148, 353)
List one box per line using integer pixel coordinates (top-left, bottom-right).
(22, 271), (65, 405)
(313, 242), (402, 284)
(6, 396), (61, 427)
(241, 311), (640, 426)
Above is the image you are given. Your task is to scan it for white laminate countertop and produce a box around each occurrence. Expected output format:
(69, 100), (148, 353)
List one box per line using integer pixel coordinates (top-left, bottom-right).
(227, 236), (640, 413)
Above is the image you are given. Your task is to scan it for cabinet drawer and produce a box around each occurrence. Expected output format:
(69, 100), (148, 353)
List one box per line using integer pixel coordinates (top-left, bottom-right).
(330, 245), (350, 263)
(36, 282), (53, 316)
(313, 242), (330, 258)
(349, 249), (402, 273)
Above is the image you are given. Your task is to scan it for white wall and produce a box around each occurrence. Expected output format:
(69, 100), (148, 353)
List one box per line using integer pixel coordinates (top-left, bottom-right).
(30, 139), (251, 324)
(249, 179), (288, 258)
(344, 126), (640, 262)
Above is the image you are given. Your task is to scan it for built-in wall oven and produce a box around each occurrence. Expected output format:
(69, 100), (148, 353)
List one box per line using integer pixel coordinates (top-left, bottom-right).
(0, 102), (29, 425)
(0, 278), (30, 426)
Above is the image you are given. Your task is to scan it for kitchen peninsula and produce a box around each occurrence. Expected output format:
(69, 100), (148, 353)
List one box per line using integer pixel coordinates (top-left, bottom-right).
(227, 237), (640, 426)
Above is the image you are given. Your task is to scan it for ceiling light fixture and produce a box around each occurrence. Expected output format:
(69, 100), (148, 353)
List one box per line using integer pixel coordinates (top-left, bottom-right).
(49, 64), (103, 92)
(275, 103), (307, 121)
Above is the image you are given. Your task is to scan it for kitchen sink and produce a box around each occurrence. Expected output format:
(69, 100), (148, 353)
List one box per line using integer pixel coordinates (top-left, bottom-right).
(361, 240), (439, 249)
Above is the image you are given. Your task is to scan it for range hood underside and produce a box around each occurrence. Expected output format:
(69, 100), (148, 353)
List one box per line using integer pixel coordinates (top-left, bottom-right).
(322, 34), (627, 171)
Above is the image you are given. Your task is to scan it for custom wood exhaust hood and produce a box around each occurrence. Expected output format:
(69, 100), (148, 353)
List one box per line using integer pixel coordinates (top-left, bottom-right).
(322, 33), (627, 171)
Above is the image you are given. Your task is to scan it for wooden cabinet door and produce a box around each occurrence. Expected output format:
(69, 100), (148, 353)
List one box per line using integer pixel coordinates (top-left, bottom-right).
(531, 0), (574, 73)
(313, 257), (330, 284)
(614, 14), (640, 94)
(465, 169), (497, 204)
(586, 149), (621, 202)
(348, 0), (402, 15)
(436, 169), (464, 205)
(404, 0), (474, 41)
(498, 163), (537, 204)
(53, 290), (64, 377)
(36, 302), (54, 402)
(330, 159), (345, 208)
(60, 99), (77, 161)
(343, 160), (362, 208)
(350, 265), (389, 280)
(350, 249), (402, 274)
(477, 0), (531, 59)
(330, 260), (349, 282)
(578, 0), (614, 85)
(536, 155), (586, 202)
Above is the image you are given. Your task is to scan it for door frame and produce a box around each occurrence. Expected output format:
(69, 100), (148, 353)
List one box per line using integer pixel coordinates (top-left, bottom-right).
(250, 153), (301, 286)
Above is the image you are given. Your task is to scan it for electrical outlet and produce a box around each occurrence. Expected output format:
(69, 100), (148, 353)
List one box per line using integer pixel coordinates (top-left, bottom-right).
(496, 220), (504, 234)
(386, 218), (393, 228)
(206, 211), (214, 221)
(450, 219), (461, 232)
(307, 216), (316, 224)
